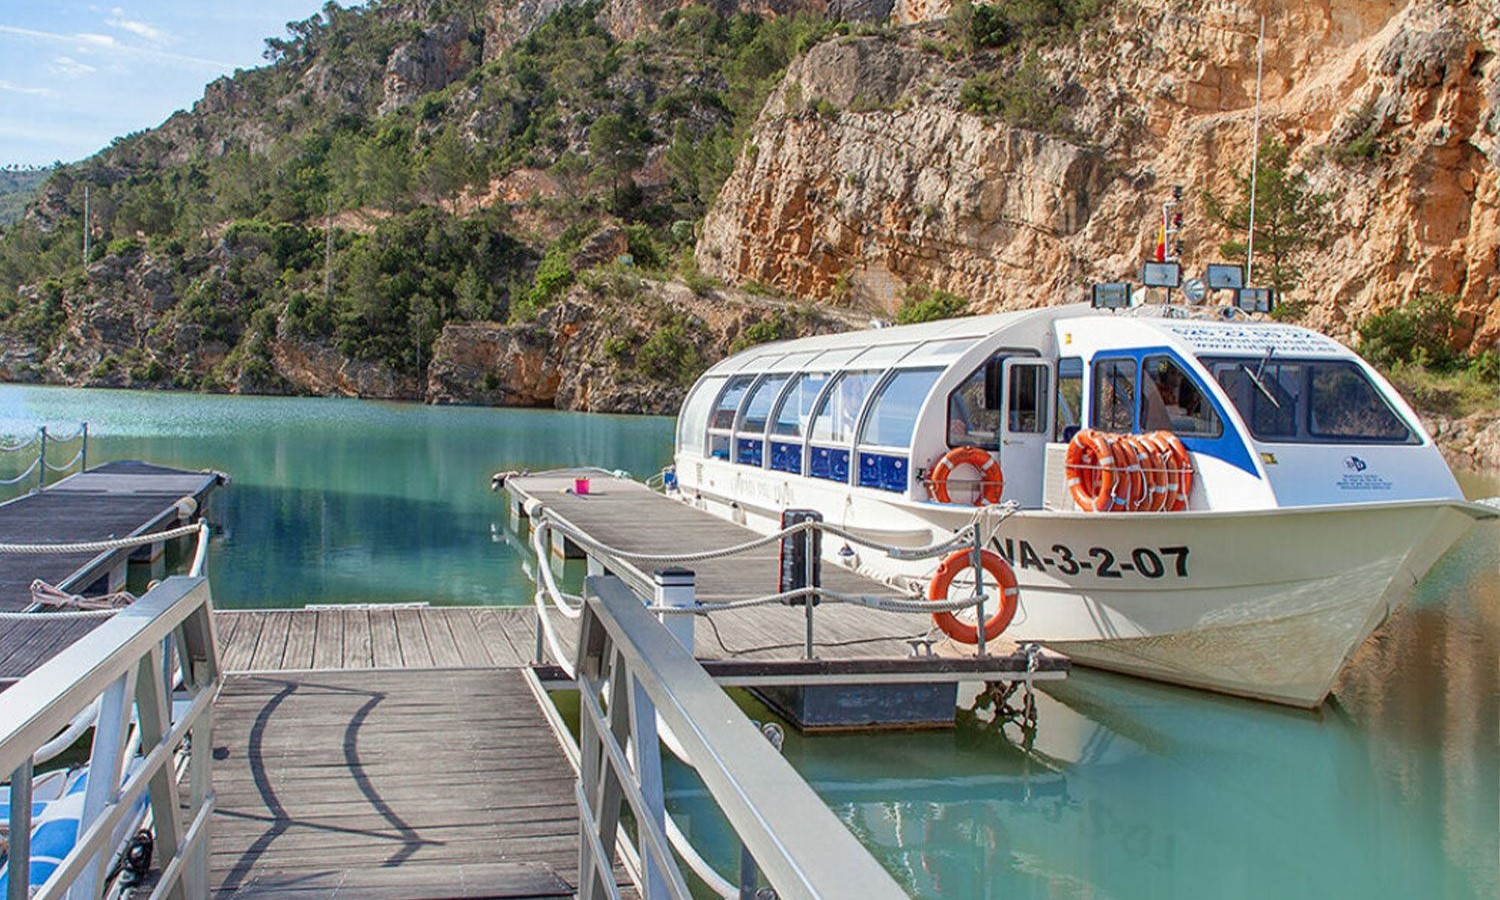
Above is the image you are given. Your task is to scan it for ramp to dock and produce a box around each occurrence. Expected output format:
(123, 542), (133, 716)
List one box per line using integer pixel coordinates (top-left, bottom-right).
(0, 461), (221, 687)
(211, 668), (585, 899)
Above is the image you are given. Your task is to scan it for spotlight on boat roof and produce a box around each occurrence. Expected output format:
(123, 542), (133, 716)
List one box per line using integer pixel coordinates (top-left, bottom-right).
(1206, 263), (1245, 291)
(1091, 282), (1132, 309)
(1236, 286), (1275, 313)
(1141, 261), (1182, 289)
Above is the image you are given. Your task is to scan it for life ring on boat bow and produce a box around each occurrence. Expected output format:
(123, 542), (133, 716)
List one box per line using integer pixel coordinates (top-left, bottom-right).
(928, 446), (1004, 506)
(1065, 429), (1117, 512)
(927, 548), (1019, 644)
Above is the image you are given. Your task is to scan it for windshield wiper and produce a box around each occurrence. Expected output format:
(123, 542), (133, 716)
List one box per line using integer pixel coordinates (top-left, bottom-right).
(1241, 347), (1281, 409)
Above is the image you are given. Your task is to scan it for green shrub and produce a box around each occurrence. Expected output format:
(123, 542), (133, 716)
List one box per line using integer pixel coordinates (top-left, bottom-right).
(1357, 293), (1459, 370)
(895, 285), (968, 324)
(636, 320), (700, 384)
(729, 312), (792, 352)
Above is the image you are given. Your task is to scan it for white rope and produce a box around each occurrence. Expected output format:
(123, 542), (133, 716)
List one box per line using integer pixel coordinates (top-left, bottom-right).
(31, 580), (135, 610)
(0, 434), (39, 453)
(0, 607), (118, 620)
(0, 457), (40, 485)
(646, 586), (987, 616)
(543, 512), (977, 567)
(43, 424), (86, 442)
(42, 448), (84, 473)
(0, 522), (203, 555)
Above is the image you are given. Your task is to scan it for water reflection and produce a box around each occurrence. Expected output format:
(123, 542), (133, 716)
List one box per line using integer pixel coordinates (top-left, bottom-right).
(0, 385), (675, 606)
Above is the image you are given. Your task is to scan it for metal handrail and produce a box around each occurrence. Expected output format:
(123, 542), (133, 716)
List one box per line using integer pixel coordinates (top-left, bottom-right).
(575, 575), (908, 900)
(0, 576), (220, 900)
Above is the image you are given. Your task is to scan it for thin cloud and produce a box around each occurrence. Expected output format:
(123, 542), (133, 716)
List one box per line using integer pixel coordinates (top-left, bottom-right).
(48, 56), (98, 77)
(106, 7), (171, 44)
(0, 25), (228, 69)
(0, 80), (57, 98)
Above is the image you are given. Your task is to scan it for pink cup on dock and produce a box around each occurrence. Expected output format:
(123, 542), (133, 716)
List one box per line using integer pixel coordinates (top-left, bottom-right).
(574, 477), (590, 495)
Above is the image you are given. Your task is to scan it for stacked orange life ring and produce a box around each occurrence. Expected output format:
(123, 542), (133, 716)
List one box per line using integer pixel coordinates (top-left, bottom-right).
(1065, 429), (1194, 512)
(928, 446), (1004, 506)
(927, 548), (1018, 643)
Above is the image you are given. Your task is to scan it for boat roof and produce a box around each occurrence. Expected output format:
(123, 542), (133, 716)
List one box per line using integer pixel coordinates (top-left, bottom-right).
(703, 308), (1046, 377)
(703, 303), (1356, 379)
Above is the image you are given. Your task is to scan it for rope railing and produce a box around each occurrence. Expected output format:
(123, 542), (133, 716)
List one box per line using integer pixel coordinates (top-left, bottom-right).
(0, 422), (90, 494)
(0, 458), (41, 486)
(0, 522), (211, 621)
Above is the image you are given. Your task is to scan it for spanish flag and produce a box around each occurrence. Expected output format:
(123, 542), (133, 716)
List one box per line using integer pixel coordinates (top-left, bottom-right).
(1154, 221), (1167, 262)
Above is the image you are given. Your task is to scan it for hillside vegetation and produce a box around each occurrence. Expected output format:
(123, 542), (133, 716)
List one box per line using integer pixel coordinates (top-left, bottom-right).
(0, 0), (831, 393)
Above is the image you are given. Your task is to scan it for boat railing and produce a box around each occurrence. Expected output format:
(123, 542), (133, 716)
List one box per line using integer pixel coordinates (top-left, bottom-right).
(0, 423), (89, 498)
(0, 575), (219, 900)
(575, 573), (909, 900)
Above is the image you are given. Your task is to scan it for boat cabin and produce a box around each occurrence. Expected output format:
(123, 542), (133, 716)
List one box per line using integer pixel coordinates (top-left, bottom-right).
(674, 304), (1459, 513)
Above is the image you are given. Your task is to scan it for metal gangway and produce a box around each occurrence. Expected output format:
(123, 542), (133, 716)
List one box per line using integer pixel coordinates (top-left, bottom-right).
(1, 565), (915, 898)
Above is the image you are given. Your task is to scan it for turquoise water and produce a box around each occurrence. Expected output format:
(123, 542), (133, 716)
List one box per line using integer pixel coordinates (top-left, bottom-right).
(1, 385), (1494, 899)
(0, 385), (673, 607)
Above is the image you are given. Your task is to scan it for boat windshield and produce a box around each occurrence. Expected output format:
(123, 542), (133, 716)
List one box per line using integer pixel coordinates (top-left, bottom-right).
(1205, 357), (1417, 444)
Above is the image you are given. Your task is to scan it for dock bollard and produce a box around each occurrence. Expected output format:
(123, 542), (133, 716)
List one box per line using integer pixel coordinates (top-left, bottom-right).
(652, 567), (696, 652)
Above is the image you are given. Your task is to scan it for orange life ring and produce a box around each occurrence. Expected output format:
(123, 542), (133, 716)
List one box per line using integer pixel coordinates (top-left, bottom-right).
(1137, 432), (1175, 512)
(1157, 432), (1193, 511)
(1065, 429), (1116, 512)
(928, 446), (1004, 506)
(1107, 434), (1146, 512)
(928, 548), (1019, 644)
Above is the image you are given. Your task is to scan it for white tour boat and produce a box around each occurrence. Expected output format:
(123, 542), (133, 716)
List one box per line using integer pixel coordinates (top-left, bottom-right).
(667, 299), (1495, 707)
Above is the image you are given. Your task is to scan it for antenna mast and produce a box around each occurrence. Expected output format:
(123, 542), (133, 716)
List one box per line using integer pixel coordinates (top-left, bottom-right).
(82, 185), (90, 265)
(1245, 14), (1265, 284)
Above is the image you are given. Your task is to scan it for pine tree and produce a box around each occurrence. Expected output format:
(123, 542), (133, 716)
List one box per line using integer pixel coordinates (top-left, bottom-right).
(1205, 137), (1331, 305)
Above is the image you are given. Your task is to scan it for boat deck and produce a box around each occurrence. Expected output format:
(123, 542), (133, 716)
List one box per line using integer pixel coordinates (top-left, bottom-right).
(503, 472), (1068, 682)
(0, 461), (222, 686)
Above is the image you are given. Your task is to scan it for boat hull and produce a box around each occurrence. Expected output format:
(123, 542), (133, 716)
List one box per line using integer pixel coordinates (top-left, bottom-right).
(685, 476), (1490, 706)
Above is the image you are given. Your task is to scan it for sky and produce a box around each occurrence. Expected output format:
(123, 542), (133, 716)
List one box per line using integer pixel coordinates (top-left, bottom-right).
(0, 1), (336, 167)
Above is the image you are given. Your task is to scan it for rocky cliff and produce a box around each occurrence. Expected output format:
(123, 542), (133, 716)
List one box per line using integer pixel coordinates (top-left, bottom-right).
(699, 0), (1499, 354)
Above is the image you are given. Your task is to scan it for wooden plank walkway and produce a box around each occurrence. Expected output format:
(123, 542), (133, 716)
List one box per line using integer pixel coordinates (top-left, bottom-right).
(211, 668), (592, 899)
(216, 608), (536, 672)
(0, 461), (222, 685)
(503, 473), (1068, 679)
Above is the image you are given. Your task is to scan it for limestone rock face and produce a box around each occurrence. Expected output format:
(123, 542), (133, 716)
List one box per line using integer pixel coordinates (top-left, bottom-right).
(427, 279), (860, 413)
(271, 335), (420, 399)
(700, 0), (1499, 353)
(380, 18), (476, 116)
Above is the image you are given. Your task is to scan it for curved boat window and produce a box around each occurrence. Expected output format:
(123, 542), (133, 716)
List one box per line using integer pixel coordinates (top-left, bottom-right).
(948, 357), (1002, 450)
(710, 376), (756, 430)
(848, 343), (917, 370)
(770, 372), (831, 438)
(811, 371), (881, 444)
(1140, 356), (1222, 437)
(1092, 358), (1137, 432)
(678, 376), (725, 454)
(738, 374), (792, 433)
(1207, 358), (1415, 444)
(860, 369), (942, 448)
(903, 339), (978, 367)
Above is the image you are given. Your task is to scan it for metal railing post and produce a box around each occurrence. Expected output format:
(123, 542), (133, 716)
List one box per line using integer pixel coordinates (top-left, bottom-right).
(652, 568), (695, 653)
(803, 525), (817, 660)
(79, 422), (88, 473)
(8, 757), (32, 900)
(972, 525), (988, 658)
(36, 426), (46, 492)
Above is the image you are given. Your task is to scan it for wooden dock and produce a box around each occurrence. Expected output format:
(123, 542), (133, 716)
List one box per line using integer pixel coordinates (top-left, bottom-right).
(211, 668), (590, 899)
(0, 461), (222, 686)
